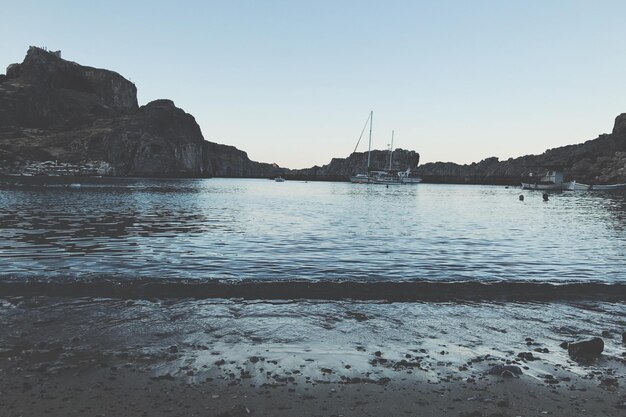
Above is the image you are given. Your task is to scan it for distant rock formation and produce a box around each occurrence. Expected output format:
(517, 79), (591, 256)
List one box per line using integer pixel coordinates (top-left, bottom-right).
(287, 149), (420, 181)
(0, 47), (283, 178)
(287, 115), (626, 184)
(3, 47), (625, 184)
(416, 116), (626, 185)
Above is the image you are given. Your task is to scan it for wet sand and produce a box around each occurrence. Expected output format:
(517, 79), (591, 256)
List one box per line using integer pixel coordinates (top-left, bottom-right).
(1, 297), (624, 416)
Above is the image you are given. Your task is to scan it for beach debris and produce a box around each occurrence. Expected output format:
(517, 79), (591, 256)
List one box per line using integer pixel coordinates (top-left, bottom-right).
(567, 337), (604, 357)
(542, 193), (549, 201)
(519, 195), (524, 201)
(487, 365), (523, 377)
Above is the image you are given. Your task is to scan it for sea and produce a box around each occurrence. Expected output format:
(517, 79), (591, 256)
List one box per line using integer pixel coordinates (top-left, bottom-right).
(0, 177), (625, 300)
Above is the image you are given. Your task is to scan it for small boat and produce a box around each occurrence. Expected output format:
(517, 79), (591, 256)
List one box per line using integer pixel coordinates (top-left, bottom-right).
(521, 170), (575, 191)
(588, 183), (626, 191)
(274, 176), (285, 182)
(538, 180), (626, 192)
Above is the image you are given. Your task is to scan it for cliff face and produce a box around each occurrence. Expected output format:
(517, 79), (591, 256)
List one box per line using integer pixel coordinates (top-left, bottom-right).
(1, 47), (137, 128)
(0, 47), (283, 178)
(416, 117), (626, 185)
(287, 149), (420, 181)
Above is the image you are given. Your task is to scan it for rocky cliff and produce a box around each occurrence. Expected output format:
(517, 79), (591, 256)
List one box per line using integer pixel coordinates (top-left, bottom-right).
(0, 47), (283, 178)
(416, 116), (626, 185)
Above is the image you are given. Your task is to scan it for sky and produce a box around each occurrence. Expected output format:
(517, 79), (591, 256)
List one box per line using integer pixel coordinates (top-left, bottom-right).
(2, 1), (626, 169)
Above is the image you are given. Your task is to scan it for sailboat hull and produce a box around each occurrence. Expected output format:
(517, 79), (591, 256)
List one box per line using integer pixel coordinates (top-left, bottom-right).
(400, 177), (423, 184)
(349, 174), (369, 183)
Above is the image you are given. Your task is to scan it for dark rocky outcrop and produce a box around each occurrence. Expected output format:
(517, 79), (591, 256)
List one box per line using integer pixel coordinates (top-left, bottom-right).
(0, 47), (284, 178)
(567, 337), (604, 356)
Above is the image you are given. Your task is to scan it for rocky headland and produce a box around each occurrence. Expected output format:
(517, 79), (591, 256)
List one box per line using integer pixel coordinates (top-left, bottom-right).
(286, 148), (420, 181)
(290, 115), (626, 185)
(415, 115), (626, 185)
(2, 47), (625, 184)
(0, 47), (283, 178)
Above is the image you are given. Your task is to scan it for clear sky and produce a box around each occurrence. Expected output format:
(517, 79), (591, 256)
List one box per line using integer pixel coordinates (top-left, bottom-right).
(2, 1), (626, 168)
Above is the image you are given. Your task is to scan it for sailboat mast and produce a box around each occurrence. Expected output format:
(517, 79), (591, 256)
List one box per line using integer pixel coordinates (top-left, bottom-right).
(367, 111), (373, 170)
(388, 130), (394, 170)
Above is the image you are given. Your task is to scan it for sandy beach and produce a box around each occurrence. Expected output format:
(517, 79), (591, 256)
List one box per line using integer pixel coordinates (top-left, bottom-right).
(1, 297), (624, 416)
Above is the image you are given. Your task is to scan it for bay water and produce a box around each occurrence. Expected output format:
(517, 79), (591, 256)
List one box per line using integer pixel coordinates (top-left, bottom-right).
(0, 178), (624, 284)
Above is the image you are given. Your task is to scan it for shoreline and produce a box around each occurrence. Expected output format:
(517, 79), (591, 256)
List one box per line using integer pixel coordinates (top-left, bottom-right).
(0, 173), (530, 186)
(1, 297), (624, 416)
(1, 279), (625, 302)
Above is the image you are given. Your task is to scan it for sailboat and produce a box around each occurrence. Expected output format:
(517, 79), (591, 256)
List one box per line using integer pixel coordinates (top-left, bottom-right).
(349, 111), (375, 183)
(349, 115), (422, 184)
(349, 112), (401, 184)
(367, 130), (402, 185)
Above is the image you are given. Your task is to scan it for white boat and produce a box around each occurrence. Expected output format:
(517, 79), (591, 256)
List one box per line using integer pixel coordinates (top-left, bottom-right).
(567, 182), (626, 191)
(274, 176), (285, 182)
(521, 170), (575, 191)
(588, 183), (626, 191)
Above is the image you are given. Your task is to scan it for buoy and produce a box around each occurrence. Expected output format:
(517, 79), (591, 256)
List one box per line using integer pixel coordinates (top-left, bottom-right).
(542, 193), (549, 201)
(519, 195), (524, 201)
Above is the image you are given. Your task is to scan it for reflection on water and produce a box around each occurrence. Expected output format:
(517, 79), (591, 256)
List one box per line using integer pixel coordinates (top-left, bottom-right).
(0, 178), (625, 282)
